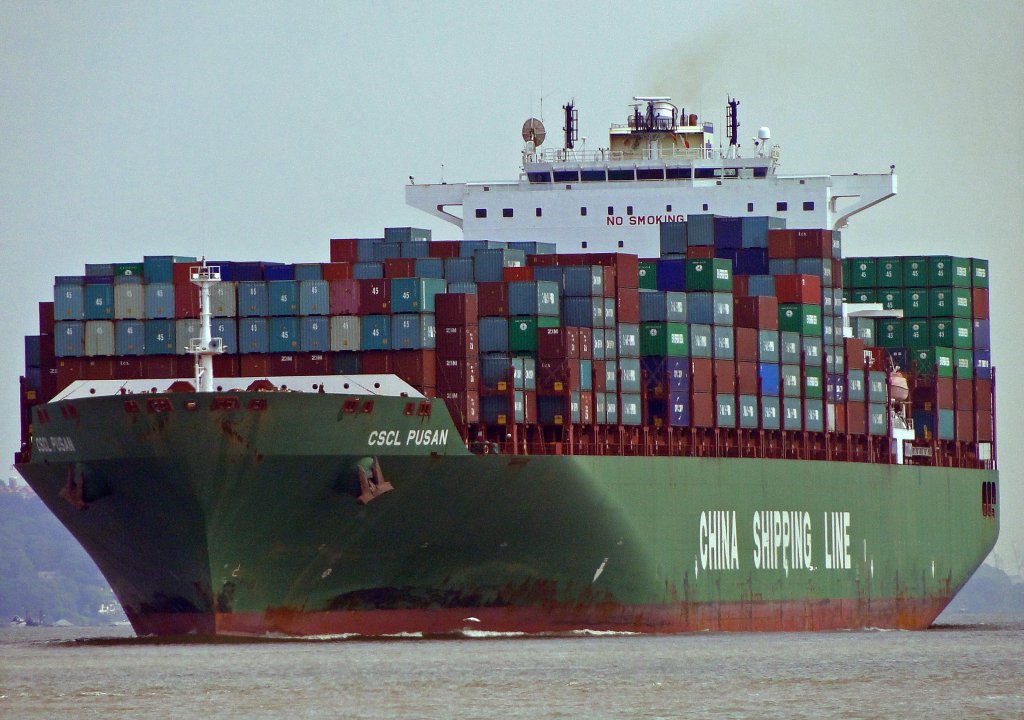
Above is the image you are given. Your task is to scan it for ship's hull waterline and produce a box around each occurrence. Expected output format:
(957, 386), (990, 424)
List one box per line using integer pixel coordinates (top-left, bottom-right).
(17, 391), (997, 636)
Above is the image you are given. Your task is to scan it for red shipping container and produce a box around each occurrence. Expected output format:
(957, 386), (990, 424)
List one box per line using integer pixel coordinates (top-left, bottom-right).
(112, 357), (145, 379)
(592, 360), (607, 393)
(384, 258), (416, 278)
(829, 402), (847, 433)
(579, 327), (593, 359)
(240, 354), (273, 377)
(175, 284), (201, 318)
(936, 378), (954, 409)
(794, 229), (833, 258)
(436, 293), (479, 325)
(732, 275), (749, 297)
(329, 239), (360, 263)
(846, 400), (867, 435)
(537, 359), (582, 392)
(976, 410), (994, 442)
(691, 358), (713, 388)
(436, 357), (479, 391)
(140, 356), (178, 378)
(503, 266), (534, 282)
(774, 274), (821, 305)
(442, 390), (480, 424)
(845, 338), (866, 371)
(602, 266), (617, 296)
(538, 327), (580, 360)
(329, 279), (361, 315)
(734, 327), (759, 362)
(427, 241), (462, 259)
(270, 354), (301, 376)
(296, 352), (331, 375)
(477, 282), (510, 316)
(767, 230), (798, 259)
(688, 246), (715, 259)
(393, 349), (437, 388)
(955, 410), (975, 442)
(40, 366), (59, 401)
(734, 296), (778, 330)
(359, 279), (391, 315)
(713, 360), (735, 394)
(38, 302), (56, 335)
(55, 358), (85, 390)
(82, 358), (115, 380)
(616, 288), (641, 324)
(972, 288), (989, 320)
(215, 354), (241, 378)
(321, 263), (353, 281)
(832, 259), (844, 287)
(691, 391), (715, 427)
(577, 391), (593, 425)
(360, 351), (392, 374)
(436, 325), (479, 358)
(736, 361), (758, 394)
(527, 253), (560, 267)
(520, 390), (538, 424)
(173, 262), (197, 286)
(863, 347), (885, 371)
(955, 378), (974, 409)
(974, 379), (993, 412)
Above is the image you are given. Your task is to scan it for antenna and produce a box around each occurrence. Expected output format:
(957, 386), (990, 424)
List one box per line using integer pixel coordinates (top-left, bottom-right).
(563, 101), (578, 150)
(726, 97), (740, 147)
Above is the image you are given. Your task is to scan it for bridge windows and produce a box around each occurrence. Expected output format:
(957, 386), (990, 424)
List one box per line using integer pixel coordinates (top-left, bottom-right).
(475, 208), (487, 218)
(803, 201), (815, 211)
(666, 204), (672, 212)
(637, 168), (665, 180)
(608, 168), (634, 181)
(553, 170), (579, 182)
(527, 171), (551, 183)
(748, 203), (754, 212)
(535, 208), (542, 217)
(581, 169), (606, 182)
(627, 206), (634, 216)
(702, 203), (709, 211)
(503, 208), (513, 218)
(666, 168), (692, 179)
(777, 201), (788, 212)
(580, 207), (588, 216)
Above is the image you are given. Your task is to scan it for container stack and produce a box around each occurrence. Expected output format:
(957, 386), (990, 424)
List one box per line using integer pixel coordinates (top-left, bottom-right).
(26, 222), (994, 463)
(843, 255), (992, 444)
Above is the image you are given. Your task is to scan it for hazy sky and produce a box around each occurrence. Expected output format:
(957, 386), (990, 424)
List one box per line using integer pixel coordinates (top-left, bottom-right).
(2, 1), (1022, 565)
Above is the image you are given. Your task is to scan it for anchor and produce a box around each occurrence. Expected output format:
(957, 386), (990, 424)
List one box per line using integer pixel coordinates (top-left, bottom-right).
(356, 456), (393, 505)
(59, 464), (88, 511)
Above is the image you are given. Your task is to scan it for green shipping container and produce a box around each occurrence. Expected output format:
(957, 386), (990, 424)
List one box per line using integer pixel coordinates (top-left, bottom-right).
(114, 262), (144, 278)
(640, 322), (689, 357)
(850, 258), (877, 289)
(953, 348), (973, 379)
(877, 319), (904, 348)
(686, 258), (732, 292)
(638, 261), (658, 290)
(778, 304), (821, 336)
(508, 315), (559, 353)
(902, 288), (930, 318)
(930, 256), (971, 287)
(847, 288), (877, 304)
(971, 258), (989, 289)
(930, 287), (971, 318)
(913, 346), (954, 379)
(878, 289), (902, 311)
(903, 319), (930, 349)
(902, 257), (929, 287)
(877, 258), (902, 288)
(804, 366), (823, 399)
(930, 318), (972, 349)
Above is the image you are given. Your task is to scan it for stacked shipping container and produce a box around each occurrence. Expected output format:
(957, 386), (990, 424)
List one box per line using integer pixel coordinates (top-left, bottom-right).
(25, 223), (995, 466)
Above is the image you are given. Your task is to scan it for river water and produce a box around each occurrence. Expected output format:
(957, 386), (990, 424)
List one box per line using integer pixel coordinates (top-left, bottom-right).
(1, 614), (1021, 719)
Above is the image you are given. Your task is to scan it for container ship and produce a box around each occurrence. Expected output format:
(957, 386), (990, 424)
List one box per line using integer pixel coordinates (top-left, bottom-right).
(15, 96), (998, 636)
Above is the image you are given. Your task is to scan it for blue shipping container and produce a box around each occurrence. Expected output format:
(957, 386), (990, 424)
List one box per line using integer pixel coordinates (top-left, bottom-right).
(268, 280), (299, 316)
(299, 279), (330, 316)
(237, 281), (269, 317)
(115, 320), (146, 356)
(145, 319), (177, 355)
(360, 315), (391, 350)
(54, 321), (84, 357)
(300, 317), (331, 352)
(270, 317), (300, 352)
(239, 318), (270, 354)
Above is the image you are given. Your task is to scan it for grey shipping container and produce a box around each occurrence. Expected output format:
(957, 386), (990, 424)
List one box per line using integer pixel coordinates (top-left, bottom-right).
(85, 320), (115, 356)
(299, 279), (330, 316)
(329, 316), (361, 352)
(114, 284), (146, 320)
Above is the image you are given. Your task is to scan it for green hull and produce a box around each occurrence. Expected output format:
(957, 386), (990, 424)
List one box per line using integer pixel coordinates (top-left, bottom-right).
(17, 391), (998, 635)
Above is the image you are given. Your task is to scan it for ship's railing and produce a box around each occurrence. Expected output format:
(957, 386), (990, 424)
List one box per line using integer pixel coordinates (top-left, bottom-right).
(527, 146), (714, 164)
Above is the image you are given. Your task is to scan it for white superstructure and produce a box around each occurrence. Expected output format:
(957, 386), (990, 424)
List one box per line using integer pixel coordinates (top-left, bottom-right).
(407, 97), (896, 256)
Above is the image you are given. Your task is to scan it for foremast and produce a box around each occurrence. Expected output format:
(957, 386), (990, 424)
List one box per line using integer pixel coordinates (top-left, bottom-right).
(187, 260), (225, 392)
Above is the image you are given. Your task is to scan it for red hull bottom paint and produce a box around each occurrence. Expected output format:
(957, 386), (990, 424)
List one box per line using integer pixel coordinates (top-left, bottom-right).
(127, 597), (953, 638)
